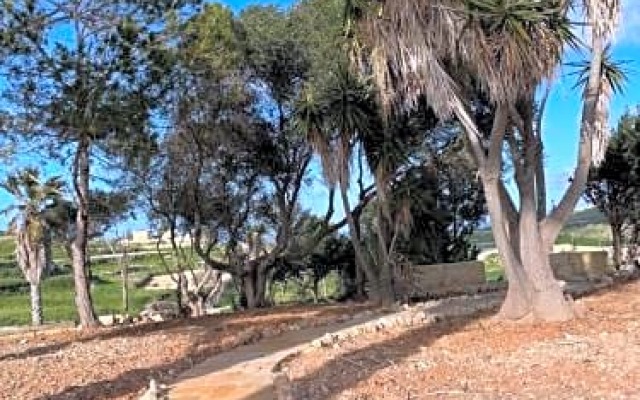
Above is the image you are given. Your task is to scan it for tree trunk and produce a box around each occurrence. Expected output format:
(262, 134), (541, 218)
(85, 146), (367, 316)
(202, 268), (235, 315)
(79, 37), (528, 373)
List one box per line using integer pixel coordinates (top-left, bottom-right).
(121, 245), (129, 313)
(483, 179), (532, 319)
(312, 279), (320, 303)
(71, 138), (98, 328)
(43, 229), (54, 276)
(611, 223), (623, 268)
(17, 226), (46, 326)
(30, 282), (43, 326)
(628, 220), (640, 265)
(373, 206), (396, 306)
(254, 264), (268, 308)
(243, 263), (259, 309)
(519, 207), (573, 321)
(354, 264), (365, 298)
(338, 178), (380, 303)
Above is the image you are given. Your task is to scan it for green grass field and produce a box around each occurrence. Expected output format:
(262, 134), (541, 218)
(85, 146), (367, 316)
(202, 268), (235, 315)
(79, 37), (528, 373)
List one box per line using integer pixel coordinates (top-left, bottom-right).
(0, 275), (172, 326)
(0, 235), (342, 326)
(0, 236), (183, 326)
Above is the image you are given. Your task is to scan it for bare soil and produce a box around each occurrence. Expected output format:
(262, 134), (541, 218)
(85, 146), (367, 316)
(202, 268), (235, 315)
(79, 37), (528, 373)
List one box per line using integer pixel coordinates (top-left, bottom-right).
(0, 303), (369, 400)
(286, 282), (640, 399)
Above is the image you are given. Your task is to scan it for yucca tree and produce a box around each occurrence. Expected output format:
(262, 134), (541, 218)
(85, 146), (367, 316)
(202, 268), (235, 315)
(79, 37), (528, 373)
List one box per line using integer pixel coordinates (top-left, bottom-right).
(354, 0), (622, 321)
(296, 67), (392, 302)
(297, 66), (443, 305)
(1, 168), (65, 325)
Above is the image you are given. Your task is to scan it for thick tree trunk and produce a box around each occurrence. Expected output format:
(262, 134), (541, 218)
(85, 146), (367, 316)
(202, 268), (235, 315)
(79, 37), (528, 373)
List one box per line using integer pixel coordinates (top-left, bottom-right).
(71, 139), (98, 328)
(484, 179), (532, 319)
(243, 262), (262, 309)
(519, 208), (574, 321)
(242, 261), (268, 309)
(611, 223), (623, 268)
(254, 264), (268, 307)
(30, 282), (43, 326)
(376, 263), (395, 307)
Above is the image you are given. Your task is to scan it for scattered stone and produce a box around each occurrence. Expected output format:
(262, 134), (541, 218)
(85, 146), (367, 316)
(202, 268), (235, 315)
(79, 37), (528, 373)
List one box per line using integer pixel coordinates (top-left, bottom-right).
(139, 300), (181, 322)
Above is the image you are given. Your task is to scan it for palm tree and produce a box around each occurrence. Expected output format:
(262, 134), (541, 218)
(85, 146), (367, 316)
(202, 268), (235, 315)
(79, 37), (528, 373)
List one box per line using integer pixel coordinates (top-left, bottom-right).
(296, 68), (395, 303)
(352, 0), (622, 321)
(297, 66), (439, 305)
(1, 168), (65, 325)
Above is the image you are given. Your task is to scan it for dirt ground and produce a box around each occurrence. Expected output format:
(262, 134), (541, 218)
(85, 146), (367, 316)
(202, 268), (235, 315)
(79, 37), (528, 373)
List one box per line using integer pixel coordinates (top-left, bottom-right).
(286, 282), (640, 399)
(0, 303), (369, 400)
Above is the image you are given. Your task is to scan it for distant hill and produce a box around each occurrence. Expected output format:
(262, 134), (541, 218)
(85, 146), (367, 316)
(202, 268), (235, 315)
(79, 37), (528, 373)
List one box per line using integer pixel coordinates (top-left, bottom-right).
(472, 207), (609, 250)
(564, 207), (607, 228)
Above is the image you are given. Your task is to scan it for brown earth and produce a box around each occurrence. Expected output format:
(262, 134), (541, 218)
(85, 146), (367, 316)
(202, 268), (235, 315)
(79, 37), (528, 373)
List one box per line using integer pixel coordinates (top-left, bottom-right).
(286, 282), (640, 399)
(0, 303), (370, 400)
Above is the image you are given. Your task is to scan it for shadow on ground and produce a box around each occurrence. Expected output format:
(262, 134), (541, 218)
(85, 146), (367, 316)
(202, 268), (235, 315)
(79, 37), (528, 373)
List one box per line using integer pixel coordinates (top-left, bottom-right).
(24, 303), (371, 399)
(280, 308), (497, 399)
(171, 295), (503, 400)
(1, 303), (360, 363)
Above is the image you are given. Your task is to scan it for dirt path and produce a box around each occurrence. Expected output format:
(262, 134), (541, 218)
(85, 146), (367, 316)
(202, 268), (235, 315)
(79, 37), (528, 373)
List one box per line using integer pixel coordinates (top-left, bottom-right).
(0, 303), (371, 400)
(168, 313), (383, 400)
(167, 292), (505, 400)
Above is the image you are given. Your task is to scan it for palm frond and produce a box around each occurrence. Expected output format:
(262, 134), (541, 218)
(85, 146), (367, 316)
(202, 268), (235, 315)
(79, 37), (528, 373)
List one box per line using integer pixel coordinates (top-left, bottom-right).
(355, 0), (577, 116)
(567, 46), (630, 95)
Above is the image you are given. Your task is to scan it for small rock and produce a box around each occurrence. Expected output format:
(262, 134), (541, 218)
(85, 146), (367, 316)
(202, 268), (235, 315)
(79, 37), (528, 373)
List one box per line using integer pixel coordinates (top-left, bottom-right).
(98, 315), (114, 326)
(149, 314), (165, 323)
(414, 360), (429, 371)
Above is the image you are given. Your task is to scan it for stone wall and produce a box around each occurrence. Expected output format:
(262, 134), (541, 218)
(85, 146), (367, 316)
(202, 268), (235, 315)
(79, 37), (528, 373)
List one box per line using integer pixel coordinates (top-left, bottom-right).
(404, 261), (486, 296)
(550, 251), (610, 281)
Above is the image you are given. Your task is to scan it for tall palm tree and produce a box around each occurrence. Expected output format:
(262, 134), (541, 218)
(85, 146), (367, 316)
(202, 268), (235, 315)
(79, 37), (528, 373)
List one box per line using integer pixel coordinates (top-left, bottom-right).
(1, 168), (65, 325)
(352, 0), (622, 321)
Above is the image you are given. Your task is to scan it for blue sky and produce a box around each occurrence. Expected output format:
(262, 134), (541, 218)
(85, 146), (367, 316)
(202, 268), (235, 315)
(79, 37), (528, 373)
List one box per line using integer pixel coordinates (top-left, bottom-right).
(1, 0), (639, 234)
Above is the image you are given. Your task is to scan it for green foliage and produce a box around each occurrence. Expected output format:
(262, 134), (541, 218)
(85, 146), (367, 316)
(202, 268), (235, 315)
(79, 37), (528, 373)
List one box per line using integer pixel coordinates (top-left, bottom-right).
(181, 3), (245, 72)
(584, 108), (640, 263)
(390, 161), (485, 265)
(483, 253), (503, 282)
(290, 0), (348, 85)
(585, 109), (640, 217)
(568, 46), (629, 96)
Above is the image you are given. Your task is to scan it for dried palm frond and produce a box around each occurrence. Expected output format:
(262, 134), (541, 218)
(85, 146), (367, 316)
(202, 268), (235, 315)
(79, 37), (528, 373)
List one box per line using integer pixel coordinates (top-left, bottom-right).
(353, 0), (576, 117)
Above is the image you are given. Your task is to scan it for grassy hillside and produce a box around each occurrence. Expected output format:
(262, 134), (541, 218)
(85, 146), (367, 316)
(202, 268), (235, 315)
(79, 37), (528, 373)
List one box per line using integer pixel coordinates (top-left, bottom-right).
(472, 207), (610, 249)
(565, 207), (607, 227)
